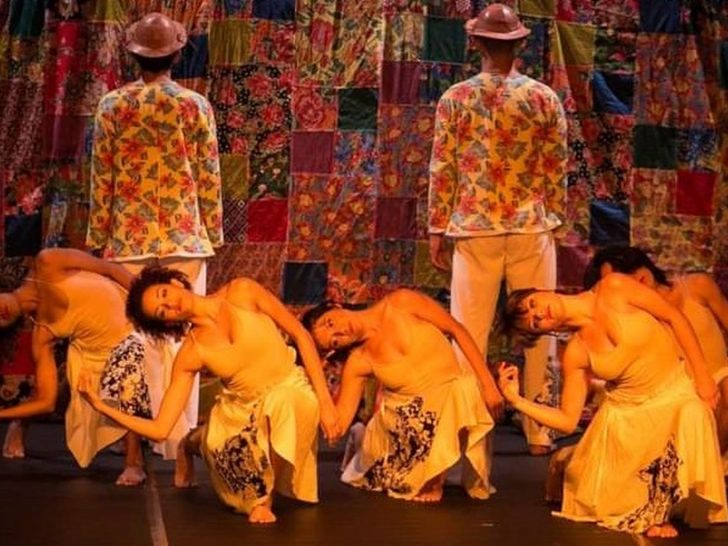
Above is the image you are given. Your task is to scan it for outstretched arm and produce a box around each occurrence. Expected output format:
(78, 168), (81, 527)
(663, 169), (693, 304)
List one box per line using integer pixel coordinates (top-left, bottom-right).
(229, 278), (341, 442)
(79, 341), (201, 442)
(36, 248), (134, 290)
(499, 338), (590, 434)
(388, 289), (504, 421)
(0, 325), (58, 419)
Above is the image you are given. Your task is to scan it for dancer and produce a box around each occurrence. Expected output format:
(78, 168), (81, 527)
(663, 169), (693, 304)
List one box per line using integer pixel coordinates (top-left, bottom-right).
(499, 273), (727, 536)
(0, 248), (149, 484)
(80, 266), (340, 524)
(303, 289), (503, 502)
(585, 245), (728, 460)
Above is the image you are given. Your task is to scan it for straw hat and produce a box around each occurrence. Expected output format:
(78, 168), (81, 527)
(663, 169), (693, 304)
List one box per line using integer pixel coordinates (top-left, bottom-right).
(126, 12), (187, 58)
(465, 3), (530, 41)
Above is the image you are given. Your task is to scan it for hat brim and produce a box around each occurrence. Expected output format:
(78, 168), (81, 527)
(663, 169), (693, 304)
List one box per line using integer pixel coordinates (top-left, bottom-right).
(465, 19), (531, 41)
(125, 20), (188, 58)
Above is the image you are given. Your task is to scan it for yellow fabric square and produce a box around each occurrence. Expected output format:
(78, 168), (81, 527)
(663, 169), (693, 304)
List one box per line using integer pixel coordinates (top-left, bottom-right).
(518, 0), (555, 17)
(555, 21), (596, 66)
(221, 154), (249, 200)
(209, 19), (252, 66)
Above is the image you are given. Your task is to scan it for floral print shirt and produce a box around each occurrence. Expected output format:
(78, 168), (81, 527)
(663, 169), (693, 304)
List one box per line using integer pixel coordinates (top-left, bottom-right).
(429, 73), (567, 237)
(87, 80), (223, 261)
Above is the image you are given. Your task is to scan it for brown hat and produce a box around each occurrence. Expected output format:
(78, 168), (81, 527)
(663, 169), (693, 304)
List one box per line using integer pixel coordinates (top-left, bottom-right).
(465, 3), (530, 41)
(126, 12), (187, 58)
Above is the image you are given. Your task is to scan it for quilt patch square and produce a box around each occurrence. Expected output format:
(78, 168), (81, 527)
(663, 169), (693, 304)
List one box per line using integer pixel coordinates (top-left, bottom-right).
(675, 170), (716, 216)
(589, 200), (630, 245)
(282, 261), (328, 305)
(291, 131), (334, 174)
(246, 198), (288, 242)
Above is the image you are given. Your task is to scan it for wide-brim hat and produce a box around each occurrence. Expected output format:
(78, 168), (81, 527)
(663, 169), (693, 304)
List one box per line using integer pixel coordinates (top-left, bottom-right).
(465, 3), (531, 41)
(126, 12), (187, 58)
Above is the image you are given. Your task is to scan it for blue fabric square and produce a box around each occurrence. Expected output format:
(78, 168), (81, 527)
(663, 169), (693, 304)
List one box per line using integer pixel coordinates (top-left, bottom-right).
(589, 201), (630, 246)
(676, 128), (718, 171)
(283, 262), (328, 305)
(172, 35), (208, 80)
(592, 71), (633, 114)
(639, 0), (683, 33)
(4, 213), (42, 257)
(252, 0), (295, 20)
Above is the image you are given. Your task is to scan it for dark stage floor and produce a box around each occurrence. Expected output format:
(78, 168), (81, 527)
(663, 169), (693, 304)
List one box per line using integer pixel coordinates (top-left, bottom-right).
(1, 422), (726, 546)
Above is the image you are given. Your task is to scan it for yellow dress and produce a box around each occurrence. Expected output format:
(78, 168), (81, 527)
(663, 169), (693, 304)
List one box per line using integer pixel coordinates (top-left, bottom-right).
(342, 314), (495, 499)
(556, 309), (728, 532)
(195, 306), (319, 514)
(37, 271), (130, 467)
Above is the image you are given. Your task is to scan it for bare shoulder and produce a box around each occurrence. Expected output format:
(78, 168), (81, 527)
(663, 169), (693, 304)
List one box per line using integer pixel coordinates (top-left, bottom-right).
(683, 272), (719, 296)
(562, 337), (589, 371)
(224, 277), (262, 306)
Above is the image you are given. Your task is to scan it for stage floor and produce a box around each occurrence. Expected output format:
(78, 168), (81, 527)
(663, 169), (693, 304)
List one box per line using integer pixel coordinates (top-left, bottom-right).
(1, 422), (726, 546)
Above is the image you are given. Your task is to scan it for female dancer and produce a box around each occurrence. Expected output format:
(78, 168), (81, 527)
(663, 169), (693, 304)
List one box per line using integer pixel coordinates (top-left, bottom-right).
(0, 248), (148, 484)
(303, 289), (503, 502)
(80, 266), (340, 524)
(585, 245), (728, 455)
(499, 273), (727, 536)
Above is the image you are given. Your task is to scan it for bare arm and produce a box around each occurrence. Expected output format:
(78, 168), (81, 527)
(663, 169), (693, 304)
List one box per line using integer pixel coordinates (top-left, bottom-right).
(388, 289), (504, 420)
(334, 353), (371, 442)
(229, 278), (341, 441)
(499, 338), (590, 434)
(79, 340), (201, 442)
(0, 325), (58, 419)
(687, 273), (728, 333)
(36, 248), (134, 290)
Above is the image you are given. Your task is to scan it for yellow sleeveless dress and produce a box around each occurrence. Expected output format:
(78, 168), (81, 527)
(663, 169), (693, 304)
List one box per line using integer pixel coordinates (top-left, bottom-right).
(195, 306), (319, 514)
(556, 309), (728, 532)
(342, 314), (495, 499)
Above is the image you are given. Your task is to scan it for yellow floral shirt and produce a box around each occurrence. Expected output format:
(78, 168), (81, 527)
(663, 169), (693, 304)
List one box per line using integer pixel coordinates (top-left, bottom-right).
(87, 80), (223, 261)
(429, 73), (567, 237)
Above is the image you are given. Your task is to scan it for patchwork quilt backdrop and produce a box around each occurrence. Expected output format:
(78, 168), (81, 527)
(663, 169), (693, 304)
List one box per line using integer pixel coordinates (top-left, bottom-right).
(1, 0), (727, 325)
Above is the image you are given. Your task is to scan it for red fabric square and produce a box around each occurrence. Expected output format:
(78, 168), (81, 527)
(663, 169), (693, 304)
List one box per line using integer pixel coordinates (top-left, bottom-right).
(246, 198), (289, 242)
(675, 170), (716, 216)
(381, 61), (422, 105)
(291, 131), (334, 174)
(557, 244), (592, 289)
(375, 197), (417, 239)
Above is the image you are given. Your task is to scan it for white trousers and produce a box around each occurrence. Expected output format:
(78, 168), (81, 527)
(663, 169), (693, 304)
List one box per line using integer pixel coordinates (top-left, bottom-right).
(451, 232), (559, 447)
(120, 256), (206, 458)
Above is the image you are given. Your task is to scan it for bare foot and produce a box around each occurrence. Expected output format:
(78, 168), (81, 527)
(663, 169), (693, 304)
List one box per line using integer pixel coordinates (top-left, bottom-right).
(412, 475), (445, 503)
(248, 499), (276, 524)
(116, 465), (147, 486)
(2, 420), (25, 459)
(645, 523), (678, 538)
(174, 441), (196, 488)
(528, 444), (554, 456)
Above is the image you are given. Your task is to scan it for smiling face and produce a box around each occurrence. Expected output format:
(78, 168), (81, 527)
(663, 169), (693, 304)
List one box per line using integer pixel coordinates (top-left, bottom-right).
(0, 292), (22, 329)
(311, 308), (356, 351)
(140, 283), (192, 322)
(515, 291), (565, 333)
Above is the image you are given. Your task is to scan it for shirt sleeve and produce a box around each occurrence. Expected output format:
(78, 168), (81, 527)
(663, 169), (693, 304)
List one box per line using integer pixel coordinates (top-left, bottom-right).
(86, 101), (115, 251)
(195, 99), (224, 247)
(428, 96), (458, 234)
(541, 92), (568, 223)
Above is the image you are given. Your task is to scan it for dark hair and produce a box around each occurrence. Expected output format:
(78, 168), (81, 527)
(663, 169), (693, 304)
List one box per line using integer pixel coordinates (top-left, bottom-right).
(501, 288), (548, 348)
(301, 301), (365, 358)
(126, 265), (192, 340)
(131, 52), (177, 73)
(583, 245), (669, 290)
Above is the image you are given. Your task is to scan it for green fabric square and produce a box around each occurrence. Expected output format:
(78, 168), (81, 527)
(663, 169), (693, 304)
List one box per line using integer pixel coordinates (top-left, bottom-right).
(633, 125), (678, 169)
(9, 0), (45, 38)
(338, 88), (379, 130)
(422, 17), (466, 64)
(209, 20), (252, 66)
(555, 21), (596, 66)
(720, 41), (728, 90)
(519, 0), (556, 17)
(221, 154), (249, 200)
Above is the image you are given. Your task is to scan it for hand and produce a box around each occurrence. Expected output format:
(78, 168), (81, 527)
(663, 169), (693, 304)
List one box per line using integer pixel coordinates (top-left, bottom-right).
(482, 384), (505, 422)
(695, 375), (718, 411)
(319, 403), (343, 445)
(429, 234), (450, 272)
(497, 363), (521, 403)
(77, 371), (100, 407)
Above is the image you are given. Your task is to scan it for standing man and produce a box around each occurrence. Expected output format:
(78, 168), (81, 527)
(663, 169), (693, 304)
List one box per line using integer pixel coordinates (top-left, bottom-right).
(87, 12), (224, 458)
(428, 4), (567, 455)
